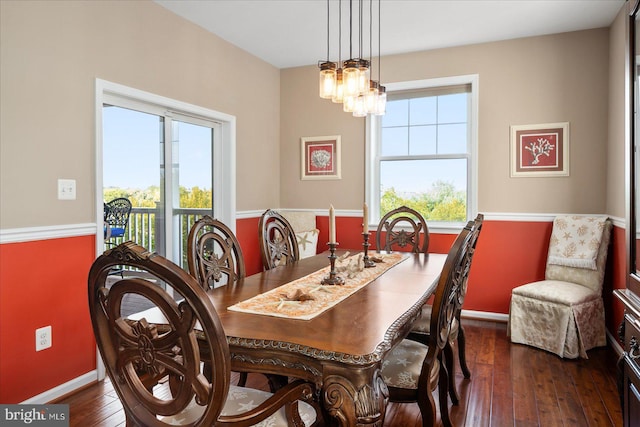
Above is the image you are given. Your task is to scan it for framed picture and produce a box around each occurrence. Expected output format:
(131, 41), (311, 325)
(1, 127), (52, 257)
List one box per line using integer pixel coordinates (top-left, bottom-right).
(510, 122), (569, 177)
(301, 135), (341, 180)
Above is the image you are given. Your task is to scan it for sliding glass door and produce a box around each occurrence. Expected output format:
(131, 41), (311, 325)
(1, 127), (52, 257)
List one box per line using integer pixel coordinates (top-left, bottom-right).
(102, 104), (217, 267)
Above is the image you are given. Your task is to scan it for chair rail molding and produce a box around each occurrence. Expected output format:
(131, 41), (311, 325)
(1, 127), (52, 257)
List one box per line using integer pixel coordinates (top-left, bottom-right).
(0, 223), (97, 244)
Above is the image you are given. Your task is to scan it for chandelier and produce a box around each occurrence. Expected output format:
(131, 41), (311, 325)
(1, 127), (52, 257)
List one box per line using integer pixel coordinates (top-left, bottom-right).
(318, 0), (386, 117)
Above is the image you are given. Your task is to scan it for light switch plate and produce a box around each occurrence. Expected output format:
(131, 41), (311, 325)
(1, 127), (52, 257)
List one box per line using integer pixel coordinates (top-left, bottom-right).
(58, 179), (76, 200)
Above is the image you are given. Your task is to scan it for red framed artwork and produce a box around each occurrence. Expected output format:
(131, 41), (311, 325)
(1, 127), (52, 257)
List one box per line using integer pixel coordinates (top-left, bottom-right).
(301, 135), (341, 180)
(510, 122), (569, 177)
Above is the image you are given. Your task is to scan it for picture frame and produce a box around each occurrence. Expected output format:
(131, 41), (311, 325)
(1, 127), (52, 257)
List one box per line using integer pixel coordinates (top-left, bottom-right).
(301, 135), (341, 180)
(510, 122), (569, 177)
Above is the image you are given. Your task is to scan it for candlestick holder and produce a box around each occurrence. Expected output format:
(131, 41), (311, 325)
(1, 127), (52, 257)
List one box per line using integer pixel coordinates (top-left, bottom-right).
(321, 242), (345, 285)
(362, 232), (376, 268)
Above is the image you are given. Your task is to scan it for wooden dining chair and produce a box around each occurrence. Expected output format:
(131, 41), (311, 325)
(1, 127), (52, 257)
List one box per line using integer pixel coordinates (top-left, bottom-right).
(187, 215), (246, 291)
(88, 241), (320, 427)
(408, 214), (484, 404)
(259, 209), (300, 270)
(381, 222), (473, 427)
(187, 215), (255, 388)
(375, 205), (429, 253)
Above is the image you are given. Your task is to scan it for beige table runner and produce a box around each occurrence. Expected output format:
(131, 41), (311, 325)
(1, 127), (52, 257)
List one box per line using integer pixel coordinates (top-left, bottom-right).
(228, 252), (408, 320)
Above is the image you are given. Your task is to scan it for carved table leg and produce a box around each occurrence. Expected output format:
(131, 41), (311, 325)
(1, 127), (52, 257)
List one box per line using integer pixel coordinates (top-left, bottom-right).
(322, 364), (389, 427)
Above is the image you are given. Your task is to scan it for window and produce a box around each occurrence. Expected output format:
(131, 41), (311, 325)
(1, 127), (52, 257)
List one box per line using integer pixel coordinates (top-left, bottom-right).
(366, 75), (478, 231)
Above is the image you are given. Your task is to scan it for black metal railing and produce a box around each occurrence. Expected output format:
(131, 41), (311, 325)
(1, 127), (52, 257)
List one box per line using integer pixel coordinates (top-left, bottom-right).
(104, 207), (210, 270)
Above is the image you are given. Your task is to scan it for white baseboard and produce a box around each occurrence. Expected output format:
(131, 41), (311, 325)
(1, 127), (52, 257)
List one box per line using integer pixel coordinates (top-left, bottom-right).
(21, 371), (97, 404)
(461, 309), (509, 323)
(607, 329), (624, 358)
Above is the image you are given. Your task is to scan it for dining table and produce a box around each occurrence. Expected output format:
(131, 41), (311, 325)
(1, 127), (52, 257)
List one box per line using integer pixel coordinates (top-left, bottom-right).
(209, 250), (446, 426)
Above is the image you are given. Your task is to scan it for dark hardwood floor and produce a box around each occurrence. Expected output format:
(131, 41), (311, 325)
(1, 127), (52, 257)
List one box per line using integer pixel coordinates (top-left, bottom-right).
(60, 319), (623, 426)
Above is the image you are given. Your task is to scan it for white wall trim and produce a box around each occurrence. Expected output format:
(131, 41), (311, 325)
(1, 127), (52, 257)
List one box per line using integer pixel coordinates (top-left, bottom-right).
(461, 309), (509, 322)
(482, 212), (625, 228)
(0, 224), (97, 244)
(0, 214), (626, 244)
(607, 330), (624, 358)
(21, 371), (97, 404)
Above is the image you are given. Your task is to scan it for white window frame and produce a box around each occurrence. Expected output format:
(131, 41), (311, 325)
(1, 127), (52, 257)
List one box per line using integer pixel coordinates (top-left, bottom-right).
(365, 74), (479, 233)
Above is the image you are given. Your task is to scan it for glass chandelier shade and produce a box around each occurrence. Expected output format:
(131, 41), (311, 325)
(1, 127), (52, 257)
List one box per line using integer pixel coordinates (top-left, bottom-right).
(374, 85), (386, 115)
(352, 94), (367, 117)
(342, 59), (361, 98)
(332, 68), (344, 103)
(319, 61), (337, 99)
(364, 80), (379, 114)
(343, 95), (356, 112)
(357, 59), (371, 95)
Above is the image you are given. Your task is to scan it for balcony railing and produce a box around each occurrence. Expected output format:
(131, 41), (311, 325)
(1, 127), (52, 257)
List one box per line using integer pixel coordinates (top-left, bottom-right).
(104, 207), (211, 270)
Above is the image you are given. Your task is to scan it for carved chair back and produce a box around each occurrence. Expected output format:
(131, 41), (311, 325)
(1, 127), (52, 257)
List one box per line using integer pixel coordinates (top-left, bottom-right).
(376, 206), (429, 253)
(452, 213), (484, 315)
(88, 242), (317, 426)
(187, 216), (246, 291)
(259, 209), (300, 270)
(88, 242), (231, 426)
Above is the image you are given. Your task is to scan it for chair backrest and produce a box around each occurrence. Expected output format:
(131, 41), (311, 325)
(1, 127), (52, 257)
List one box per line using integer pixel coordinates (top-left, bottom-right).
(544, 215), (612, 293)
(88, 241), (231, 426)
(376, 206), (429, 253)
(418, 223), (473, 387)
(452, 213), (484, 314)
(104, 197), (132, 238)
(187, 216), (246, 290)
(259, 209), (300, 270)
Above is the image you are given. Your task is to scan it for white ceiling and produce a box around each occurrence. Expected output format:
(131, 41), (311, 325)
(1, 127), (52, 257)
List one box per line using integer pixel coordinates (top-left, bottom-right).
(155, 0), (626, 69)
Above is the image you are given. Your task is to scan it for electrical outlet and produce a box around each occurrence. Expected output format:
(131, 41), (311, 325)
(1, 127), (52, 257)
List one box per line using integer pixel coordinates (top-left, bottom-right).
(57, 179), (76, 200)
(36, 326), (52, 351)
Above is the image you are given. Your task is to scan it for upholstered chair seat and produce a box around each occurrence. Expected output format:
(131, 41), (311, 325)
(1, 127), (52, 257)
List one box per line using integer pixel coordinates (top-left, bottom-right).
(508, 215), (611, 359)
(411, 306), (460, 339)
(512, 280), (602, 305)
(382, 340), (438, 390)
(161, 385), (317, 426)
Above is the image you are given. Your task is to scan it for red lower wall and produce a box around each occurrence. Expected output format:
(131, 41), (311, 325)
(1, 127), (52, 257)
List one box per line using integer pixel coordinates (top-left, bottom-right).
(0, 236), (97, 403)
(0, 216), (627, 403)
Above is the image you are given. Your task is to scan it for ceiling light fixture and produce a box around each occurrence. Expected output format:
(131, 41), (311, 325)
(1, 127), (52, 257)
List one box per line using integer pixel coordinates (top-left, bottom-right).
(318, 0), (385, 117)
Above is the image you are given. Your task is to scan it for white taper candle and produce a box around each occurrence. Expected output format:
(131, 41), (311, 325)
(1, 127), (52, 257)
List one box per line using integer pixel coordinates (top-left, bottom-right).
(329, 205), (336, 244)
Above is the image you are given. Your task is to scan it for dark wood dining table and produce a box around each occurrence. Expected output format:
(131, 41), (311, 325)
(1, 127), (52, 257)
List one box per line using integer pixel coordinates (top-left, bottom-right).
(208, 250), (446, 426)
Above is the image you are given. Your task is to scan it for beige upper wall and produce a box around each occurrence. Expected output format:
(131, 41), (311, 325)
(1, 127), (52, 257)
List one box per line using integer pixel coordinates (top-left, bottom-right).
(0, 0), (624, 228)
(0, 0), (280, 229)
(281, 28), (612, 215)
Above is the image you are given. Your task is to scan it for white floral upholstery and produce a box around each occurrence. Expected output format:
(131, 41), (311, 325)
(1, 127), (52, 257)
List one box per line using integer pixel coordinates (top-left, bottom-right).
(161, 385), (317, 426)
(280, 210), (318, 259)
(508, 215), (611, 359)
(296, 229), (319, 258)
(547, 215), (607, 270)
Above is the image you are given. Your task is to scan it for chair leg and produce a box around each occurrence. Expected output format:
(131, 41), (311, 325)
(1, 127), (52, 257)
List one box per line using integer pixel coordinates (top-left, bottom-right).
(437, 357), (453, 427)
(266, 374), (289, 392)
(237, 372), (248, 387)
(457, 323), (471, 379)
(417, 389), (437, 427)
(444, 342), (460, 405)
